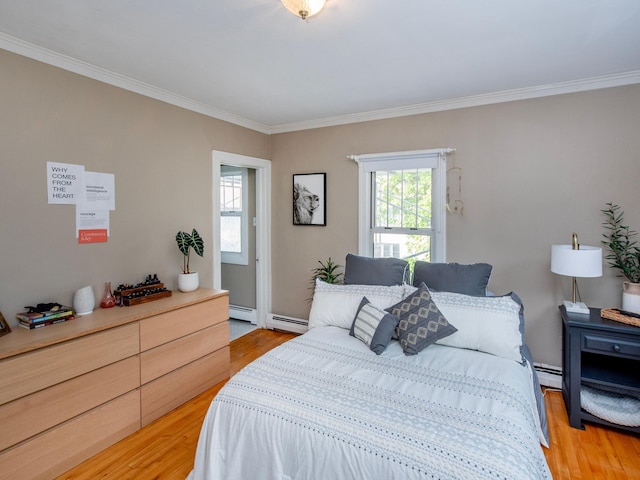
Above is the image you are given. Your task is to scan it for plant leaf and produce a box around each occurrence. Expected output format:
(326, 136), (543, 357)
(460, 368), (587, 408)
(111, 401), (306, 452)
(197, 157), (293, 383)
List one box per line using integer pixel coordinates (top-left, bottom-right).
(176, 231), (191, 256)
(190, 229), (204, 257)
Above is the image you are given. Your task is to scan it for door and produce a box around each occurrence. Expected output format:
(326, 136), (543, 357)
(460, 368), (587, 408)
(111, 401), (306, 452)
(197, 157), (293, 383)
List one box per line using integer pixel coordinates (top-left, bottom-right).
(213, 151), (271, 328)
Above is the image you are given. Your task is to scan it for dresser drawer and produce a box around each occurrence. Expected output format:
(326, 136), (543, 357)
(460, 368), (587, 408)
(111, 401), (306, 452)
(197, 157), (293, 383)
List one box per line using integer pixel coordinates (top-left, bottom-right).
(141, 346), (229, 426)
(0, 356), (140, 451)
(140, 322), (228, 384)
(0, 390), (140, 480)
(140, 296), (229, 351)
(583, 334), (640, 359)
(0, 323), (139, 405)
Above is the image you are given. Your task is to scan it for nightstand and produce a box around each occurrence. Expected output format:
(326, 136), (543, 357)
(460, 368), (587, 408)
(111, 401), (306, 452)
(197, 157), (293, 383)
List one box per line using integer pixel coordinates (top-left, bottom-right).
(561, 305), (640, 434)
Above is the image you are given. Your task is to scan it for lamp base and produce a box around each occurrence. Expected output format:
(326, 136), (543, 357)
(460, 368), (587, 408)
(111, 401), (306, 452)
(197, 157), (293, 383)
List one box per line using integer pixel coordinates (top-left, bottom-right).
(563, 300), (590, 315)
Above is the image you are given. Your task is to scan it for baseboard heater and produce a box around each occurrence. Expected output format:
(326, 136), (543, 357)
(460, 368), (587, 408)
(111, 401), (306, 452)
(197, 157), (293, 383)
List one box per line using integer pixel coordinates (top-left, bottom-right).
(229, 304), (257, 324)
(267, 313), (309, 334)
(533, 362), (562, 389)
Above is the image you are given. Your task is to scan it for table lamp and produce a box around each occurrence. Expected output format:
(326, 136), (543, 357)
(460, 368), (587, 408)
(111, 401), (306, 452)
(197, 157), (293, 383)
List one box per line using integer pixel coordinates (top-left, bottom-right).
(551, 233), (602, 314)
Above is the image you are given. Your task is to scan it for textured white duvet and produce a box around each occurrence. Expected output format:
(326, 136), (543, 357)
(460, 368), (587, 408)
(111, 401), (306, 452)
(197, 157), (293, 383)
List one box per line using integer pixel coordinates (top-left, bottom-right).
(188, 326), (551, 480)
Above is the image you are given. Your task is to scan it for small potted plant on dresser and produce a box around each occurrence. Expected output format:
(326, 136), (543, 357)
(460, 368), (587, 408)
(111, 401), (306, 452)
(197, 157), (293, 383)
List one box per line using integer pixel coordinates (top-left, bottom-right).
(176, 228), (204, 292)
(602, 203), (640, 313)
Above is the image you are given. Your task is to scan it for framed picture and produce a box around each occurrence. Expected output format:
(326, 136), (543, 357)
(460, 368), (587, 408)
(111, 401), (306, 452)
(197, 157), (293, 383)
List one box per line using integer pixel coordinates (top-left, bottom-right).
(0, 310), (11, 337)
(293, 173), (326, 226)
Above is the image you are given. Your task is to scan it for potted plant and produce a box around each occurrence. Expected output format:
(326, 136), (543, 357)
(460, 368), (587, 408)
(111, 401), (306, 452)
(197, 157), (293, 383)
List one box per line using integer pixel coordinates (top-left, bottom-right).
(601, 203), (640, 313)
(308, 257), (343, 302)
(176, 228), (204, 292)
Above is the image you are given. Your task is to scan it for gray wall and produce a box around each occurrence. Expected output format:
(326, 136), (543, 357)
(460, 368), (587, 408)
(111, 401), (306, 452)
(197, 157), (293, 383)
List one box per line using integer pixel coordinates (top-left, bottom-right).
(270, 85), (640, 367)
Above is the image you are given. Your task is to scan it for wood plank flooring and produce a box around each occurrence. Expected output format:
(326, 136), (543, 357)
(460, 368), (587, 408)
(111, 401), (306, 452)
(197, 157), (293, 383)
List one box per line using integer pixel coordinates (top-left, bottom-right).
(58, 328), (640, 479)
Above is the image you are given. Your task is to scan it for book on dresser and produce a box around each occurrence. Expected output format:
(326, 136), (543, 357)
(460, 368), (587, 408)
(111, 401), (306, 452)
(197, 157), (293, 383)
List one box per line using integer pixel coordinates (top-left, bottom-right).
(16, 305), (74, 328)
(18, 316), (75, 329)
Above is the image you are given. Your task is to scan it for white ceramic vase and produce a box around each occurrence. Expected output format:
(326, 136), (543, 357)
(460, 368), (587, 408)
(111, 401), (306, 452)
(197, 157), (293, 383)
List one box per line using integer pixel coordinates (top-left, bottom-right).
(178, 272), (199, 292)
(73, 286), (95, 315)
(622, 281), (640, 314)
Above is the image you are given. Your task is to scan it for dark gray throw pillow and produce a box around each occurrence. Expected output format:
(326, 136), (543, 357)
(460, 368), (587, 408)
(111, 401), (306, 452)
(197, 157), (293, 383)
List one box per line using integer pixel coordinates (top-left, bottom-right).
(349, 297), (399, 355)
(385, 285), (457, 355)
(412, 262), (492, 296)
(344, 254), (408, 286)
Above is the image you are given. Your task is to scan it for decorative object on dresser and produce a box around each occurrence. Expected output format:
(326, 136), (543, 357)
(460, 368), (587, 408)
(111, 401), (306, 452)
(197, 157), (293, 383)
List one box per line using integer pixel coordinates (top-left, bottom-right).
(100, 281), (116, 308)
(176, 228), (204, 292)
(16, 303), (74, 329)
(72, 285), (95, 316)
(601, 202), (640, 314)
(551, 233), (602, 314)
(113, 274), (172, 306)
(561, 305), (640, 434)
(0, 311), (10, 337)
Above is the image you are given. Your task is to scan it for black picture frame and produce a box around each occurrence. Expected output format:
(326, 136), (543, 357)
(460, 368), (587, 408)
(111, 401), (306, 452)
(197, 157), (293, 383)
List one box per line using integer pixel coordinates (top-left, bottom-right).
(293, 173), (326, 226)
(0, 310), (11, 337)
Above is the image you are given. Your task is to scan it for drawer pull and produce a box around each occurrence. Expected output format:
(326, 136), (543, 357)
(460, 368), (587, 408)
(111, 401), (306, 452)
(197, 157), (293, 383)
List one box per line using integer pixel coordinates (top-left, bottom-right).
(612, 344), (621, 352)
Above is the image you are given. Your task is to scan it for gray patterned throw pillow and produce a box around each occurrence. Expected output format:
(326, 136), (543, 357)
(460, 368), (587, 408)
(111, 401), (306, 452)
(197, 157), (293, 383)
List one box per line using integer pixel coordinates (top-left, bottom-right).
(386, 285), (457, 355)
(349, 297), (399, 355)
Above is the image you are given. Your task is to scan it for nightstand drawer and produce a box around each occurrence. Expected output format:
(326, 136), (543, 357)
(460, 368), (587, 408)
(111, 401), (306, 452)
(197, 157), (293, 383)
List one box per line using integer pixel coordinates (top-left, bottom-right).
(583, 334), (640, 359)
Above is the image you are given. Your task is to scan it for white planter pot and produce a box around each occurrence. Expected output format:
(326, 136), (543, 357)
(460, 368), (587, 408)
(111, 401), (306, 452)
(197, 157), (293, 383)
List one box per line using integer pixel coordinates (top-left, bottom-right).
(73, 286), (95, 316)
(178, 272), (199, 292)
(622, 281), (640, 314)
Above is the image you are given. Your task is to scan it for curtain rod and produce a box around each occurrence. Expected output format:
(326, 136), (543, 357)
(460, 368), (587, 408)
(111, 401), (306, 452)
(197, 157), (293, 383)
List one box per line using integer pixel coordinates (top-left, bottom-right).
(347, 147), (456, 162)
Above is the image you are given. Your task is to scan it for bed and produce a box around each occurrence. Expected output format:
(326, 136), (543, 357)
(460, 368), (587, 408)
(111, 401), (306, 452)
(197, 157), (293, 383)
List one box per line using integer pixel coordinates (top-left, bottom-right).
(188, 258), (552, 480)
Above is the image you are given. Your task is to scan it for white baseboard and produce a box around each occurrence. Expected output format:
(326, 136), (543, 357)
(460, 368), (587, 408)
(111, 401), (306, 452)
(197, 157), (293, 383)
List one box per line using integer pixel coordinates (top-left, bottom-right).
(229, 305), (257, 324)
(267, 313), (308, 334)
(534, 363), (562, 389)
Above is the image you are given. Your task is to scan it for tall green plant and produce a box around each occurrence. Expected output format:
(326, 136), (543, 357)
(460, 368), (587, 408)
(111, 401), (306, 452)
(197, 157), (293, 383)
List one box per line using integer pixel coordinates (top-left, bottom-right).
(308, 258), (343, 303)
(176, 229), (204, 274)
(601, 203), (640, 283)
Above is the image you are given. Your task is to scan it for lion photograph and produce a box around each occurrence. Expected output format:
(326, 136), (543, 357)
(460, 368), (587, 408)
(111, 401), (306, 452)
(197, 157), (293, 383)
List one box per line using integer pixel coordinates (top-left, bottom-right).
(292, 174), (325, 225)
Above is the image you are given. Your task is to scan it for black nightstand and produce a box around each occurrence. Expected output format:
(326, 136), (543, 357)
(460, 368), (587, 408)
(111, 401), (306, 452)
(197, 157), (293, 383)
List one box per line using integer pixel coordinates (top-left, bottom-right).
(561, 305), (640, 434)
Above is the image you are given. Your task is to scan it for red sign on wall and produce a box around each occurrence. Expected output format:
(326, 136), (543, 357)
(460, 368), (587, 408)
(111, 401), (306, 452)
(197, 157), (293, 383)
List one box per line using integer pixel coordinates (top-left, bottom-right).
(78, 229), (108, 244)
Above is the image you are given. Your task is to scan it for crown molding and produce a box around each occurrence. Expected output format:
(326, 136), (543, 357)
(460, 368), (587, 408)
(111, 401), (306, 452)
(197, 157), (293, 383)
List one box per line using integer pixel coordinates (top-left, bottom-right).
(0, 33), (271, 134)
(268, 70), (640, 133)
(2, 33), (639, 136)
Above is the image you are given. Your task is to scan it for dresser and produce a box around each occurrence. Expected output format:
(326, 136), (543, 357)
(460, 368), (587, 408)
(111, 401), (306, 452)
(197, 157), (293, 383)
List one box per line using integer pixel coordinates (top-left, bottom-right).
(561, 305), (640, 434)
(0, 289), (229, 480)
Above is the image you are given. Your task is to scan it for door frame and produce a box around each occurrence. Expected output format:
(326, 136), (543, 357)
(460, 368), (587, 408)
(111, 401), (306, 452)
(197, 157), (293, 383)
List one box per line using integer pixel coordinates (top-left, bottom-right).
(212, 150), (271, 328)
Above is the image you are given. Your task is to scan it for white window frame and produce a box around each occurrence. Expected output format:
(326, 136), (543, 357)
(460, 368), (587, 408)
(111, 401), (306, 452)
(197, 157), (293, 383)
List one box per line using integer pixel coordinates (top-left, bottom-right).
(220, 167), (249, 265)
(352, 148), (451, 263)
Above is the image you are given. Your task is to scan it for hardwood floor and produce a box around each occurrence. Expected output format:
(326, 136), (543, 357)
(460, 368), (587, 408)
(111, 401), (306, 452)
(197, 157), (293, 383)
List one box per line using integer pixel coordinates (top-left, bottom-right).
(58, 328), (640, 479)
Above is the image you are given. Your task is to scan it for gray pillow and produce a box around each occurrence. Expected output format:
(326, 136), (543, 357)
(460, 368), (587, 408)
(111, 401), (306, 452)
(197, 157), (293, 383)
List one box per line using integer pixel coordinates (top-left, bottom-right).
(344, 254), (408, 286)
(385, 284), (457, 356)
(412, 262), (492, 295)
(349, 297), (399, 355)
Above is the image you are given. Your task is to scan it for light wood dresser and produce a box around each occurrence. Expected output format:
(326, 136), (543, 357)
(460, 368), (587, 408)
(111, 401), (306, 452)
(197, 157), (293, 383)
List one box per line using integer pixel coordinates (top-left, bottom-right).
(0, 288), (229, 480)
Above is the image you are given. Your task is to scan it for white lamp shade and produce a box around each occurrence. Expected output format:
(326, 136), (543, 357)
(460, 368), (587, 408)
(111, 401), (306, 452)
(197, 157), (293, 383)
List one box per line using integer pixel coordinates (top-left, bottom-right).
(551, 244), (603, 278)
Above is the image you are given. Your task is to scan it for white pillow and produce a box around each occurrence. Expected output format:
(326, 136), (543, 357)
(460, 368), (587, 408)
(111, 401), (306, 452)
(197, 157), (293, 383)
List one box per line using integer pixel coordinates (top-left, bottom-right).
(308, 279), (416, 330)
(431, 291), (523, 363)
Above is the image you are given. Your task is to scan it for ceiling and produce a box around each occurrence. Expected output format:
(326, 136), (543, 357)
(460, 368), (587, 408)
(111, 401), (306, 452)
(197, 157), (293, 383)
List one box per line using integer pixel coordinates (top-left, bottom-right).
(1, 0), (639, 134)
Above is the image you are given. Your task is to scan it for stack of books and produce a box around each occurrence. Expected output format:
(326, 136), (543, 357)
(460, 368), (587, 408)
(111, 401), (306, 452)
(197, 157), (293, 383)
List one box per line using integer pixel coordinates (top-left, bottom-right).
(16, 305), (75, 329)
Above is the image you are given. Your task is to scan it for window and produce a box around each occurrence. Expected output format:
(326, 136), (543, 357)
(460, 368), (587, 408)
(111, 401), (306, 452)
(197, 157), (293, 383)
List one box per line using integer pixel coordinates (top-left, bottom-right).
(353, 149), (450, 264)
(220, 167), (248, 265)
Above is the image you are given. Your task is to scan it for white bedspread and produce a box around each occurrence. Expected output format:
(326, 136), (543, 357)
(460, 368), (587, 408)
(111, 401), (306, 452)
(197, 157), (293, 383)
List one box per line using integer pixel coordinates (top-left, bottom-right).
(189, 326), (551, 480)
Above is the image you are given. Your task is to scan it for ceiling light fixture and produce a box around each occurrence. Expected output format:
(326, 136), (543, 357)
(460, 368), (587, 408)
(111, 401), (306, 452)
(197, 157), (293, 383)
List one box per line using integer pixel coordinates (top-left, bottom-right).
(281, 0), (326, 20)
